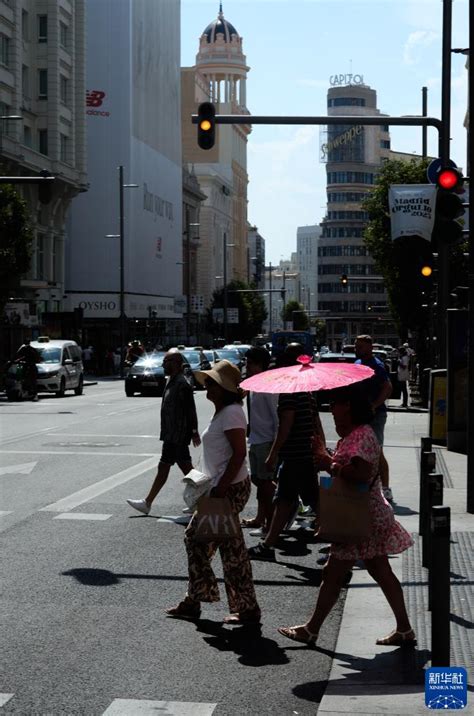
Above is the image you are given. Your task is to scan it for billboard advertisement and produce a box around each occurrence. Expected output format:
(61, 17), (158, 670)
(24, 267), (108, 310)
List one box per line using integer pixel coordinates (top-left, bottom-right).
(66, 0), (182, 319)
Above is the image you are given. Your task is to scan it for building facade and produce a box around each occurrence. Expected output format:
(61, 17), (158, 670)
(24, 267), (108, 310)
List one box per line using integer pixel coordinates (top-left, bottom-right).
(296, 224), (321, 317)
(66, 0), (182, 348)
(247, 224), (265, 288)
(316, 80), (398, 348)
(181, 3), (250, 312)
(0, 0), (86, 336)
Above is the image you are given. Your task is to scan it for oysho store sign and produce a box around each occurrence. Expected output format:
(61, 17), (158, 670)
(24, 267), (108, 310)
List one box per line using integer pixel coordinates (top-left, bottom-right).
(66, 295), (119, 318)
(329, 73), (364, 86)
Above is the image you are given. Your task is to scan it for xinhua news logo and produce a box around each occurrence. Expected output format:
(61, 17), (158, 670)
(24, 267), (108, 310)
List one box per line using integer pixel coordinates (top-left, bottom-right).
(425, 667), (467, 709)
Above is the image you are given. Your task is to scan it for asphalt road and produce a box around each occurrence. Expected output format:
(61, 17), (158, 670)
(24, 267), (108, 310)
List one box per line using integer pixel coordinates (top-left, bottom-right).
(0, 381), (345, 716)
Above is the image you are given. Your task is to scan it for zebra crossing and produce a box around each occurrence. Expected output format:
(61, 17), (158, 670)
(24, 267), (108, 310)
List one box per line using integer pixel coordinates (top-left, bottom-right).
(0, 695), (217, 714)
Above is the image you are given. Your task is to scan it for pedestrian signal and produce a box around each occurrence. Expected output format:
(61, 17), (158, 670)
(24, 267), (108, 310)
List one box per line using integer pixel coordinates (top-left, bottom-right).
(197, 102), (216, 150)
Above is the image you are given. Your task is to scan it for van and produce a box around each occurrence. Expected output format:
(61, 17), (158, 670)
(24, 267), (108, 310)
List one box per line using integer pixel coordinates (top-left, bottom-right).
(30, 337), (84, 397)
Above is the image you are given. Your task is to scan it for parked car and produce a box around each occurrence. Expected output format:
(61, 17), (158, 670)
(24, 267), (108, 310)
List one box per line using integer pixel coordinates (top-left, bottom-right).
(214, 348), (245, 371)
(223, 342), (252, 358)
(178, 349), (211, 389)
(30, 338), (84, 397)
(125, 352), (193, 396)
(203, 349), (218, 368)
(317, 351), (357, 364)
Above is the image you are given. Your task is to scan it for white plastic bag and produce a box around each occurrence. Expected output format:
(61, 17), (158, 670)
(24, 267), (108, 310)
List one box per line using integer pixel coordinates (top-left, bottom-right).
(182, 469), (213, 510)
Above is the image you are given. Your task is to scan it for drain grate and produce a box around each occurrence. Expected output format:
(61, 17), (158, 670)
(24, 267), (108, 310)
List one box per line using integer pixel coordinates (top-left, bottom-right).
(403, 532), (473, 672)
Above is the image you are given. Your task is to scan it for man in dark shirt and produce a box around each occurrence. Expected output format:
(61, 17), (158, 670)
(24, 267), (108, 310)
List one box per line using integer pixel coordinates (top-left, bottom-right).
(127, 350), (200, 515)
(355, 334), (393, 502)
(248, 344), (325, 561)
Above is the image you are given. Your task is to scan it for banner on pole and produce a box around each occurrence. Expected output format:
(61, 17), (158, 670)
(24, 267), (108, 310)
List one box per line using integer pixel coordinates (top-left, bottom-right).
(389, 184), (437, 242)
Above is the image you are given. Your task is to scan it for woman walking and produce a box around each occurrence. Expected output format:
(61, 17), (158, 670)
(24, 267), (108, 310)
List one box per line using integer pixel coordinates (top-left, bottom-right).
(397, 346), (410, 408)
(278, 384), (415, 647)
(166, 360), (261, 624)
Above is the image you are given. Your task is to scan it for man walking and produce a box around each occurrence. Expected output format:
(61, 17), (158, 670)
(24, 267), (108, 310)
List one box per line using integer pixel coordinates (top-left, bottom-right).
(126, 350), (200, 515)
(242, 346), (279, 536)
(248, 344), (325, 561)
(355, 334), (394, 502)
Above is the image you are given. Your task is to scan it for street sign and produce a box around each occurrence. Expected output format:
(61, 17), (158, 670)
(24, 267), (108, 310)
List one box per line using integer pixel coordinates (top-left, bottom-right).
(426, 158), (457, 184)
(212, 308), (224, 323)
(228, 308), (239, 324)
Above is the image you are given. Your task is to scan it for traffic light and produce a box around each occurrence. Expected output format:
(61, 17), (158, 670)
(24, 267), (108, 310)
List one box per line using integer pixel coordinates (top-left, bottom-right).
(391, 235), (434, 328)
(340, 274), (348, 285)
(38, 169), (53, 204)
(433, 166), (465, 245)
(197, 102), (216, 150)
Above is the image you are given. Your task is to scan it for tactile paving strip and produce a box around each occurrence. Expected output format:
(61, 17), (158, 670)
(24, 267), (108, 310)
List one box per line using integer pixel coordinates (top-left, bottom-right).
(402, 532), (473, 676)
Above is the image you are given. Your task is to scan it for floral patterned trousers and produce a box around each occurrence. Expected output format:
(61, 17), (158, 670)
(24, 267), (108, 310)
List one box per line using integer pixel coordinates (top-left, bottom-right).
(184, 477), (260, 614)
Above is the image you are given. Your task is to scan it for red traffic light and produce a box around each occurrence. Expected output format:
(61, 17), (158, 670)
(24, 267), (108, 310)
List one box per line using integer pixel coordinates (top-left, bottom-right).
(436, 167), (462, 191)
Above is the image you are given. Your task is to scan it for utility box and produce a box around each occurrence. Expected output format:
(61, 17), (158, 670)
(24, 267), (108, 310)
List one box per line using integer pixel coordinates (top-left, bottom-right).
(429, 369), (447, 445)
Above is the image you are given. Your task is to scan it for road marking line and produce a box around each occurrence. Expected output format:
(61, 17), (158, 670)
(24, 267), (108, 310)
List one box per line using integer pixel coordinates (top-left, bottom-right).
(52, 434), (157, 439)
(156, 516), (192, 525)
(102, 700), (217, 715)
(39, 456), (158, 512)
(53, 513), (112, 521)
(0, 694), (14, 707)
(0, 461), (37, 476)
(0, 450), (156, 457)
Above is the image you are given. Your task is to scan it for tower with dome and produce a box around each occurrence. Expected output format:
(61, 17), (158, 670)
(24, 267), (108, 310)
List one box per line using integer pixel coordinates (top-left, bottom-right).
(181, 3), (251, 315)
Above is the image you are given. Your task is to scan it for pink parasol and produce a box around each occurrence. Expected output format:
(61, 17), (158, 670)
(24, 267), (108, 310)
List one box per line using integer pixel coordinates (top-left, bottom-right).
(240, 355), (374, 394)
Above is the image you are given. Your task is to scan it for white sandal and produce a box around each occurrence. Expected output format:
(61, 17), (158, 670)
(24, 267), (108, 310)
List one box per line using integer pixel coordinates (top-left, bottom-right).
(278, 624), (318, 645)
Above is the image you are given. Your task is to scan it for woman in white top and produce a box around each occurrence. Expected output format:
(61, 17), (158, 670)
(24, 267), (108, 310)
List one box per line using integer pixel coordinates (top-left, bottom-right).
(166, 360), (261, 624)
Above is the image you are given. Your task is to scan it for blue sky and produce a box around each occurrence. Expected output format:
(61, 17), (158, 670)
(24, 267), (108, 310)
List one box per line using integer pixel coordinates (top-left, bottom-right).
(181, 0), (469, 264)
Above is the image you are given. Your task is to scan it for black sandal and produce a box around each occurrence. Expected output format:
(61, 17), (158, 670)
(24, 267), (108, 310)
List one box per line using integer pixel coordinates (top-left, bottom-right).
(165, 597), (201, 620)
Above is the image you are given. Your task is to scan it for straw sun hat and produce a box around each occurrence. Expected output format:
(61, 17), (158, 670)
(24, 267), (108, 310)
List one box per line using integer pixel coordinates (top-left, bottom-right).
(195, 359), (242, 394)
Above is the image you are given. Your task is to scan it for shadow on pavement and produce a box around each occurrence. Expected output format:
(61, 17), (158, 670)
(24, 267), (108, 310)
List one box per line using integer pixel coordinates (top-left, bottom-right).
(194, 618), (290, 667)
(292, 646), (432, 700)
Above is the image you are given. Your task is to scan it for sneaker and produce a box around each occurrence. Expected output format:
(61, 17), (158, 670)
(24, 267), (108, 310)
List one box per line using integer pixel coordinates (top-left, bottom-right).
(126, 498), (150, 515)
(249, 527), (267, 537)
(248, 543), (276, 562)
(382, 487), (394, 503)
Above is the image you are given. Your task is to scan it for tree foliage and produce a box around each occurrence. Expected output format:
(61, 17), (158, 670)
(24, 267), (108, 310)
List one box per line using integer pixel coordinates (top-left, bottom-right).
(362, 158), (467, 337)
(0, 184), (33, 312)
(281, 299), (309, 329)
(206, 280), (267, 341)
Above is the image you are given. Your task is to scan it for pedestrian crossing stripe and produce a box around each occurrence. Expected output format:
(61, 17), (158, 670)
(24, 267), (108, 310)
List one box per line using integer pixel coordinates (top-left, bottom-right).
(0, 696), (217, 713)
(53, 513), (112, 521)
(101, 700), (217, 715)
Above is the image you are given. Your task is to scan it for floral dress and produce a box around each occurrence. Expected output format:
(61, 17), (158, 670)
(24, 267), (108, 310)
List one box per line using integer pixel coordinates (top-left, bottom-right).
(330, 424), (413, 561)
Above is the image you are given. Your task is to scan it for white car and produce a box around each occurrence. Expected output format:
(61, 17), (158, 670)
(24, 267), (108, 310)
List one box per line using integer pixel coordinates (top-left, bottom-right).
(31, 338), (84, 397)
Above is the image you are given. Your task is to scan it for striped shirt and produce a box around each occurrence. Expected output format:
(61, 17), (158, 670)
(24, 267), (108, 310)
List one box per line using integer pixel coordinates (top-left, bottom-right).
(278, 391), (319, 460)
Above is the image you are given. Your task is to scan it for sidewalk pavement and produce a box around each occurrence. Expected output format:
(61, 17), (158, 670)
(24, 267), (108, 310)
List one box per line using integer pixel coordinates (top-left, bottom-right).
(318, 398), (473, 715)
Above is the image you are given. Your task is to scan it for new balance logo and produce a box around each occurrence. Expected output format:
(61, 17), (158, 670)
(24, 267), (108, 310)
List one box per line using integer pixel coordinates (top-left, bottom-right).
(86, 90), (106, 108)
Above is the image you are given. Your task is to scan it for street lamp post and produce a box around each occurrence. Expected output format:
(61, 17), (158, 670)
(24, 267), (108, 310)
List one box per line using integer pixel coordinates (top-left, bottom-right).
(106, 165), (138, 378)
(222, 235), (235, 343)
(183, 217), (200, 344)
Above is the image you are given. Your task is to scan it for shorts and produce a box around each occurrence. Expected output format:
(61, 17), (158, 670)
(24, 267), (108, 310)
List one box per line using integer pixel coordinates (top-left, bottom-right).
(274, 458), (319, 510)
(249, 442), (274, 483)
(160, 441), (191, 466)
(370, 410), (386, 446)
